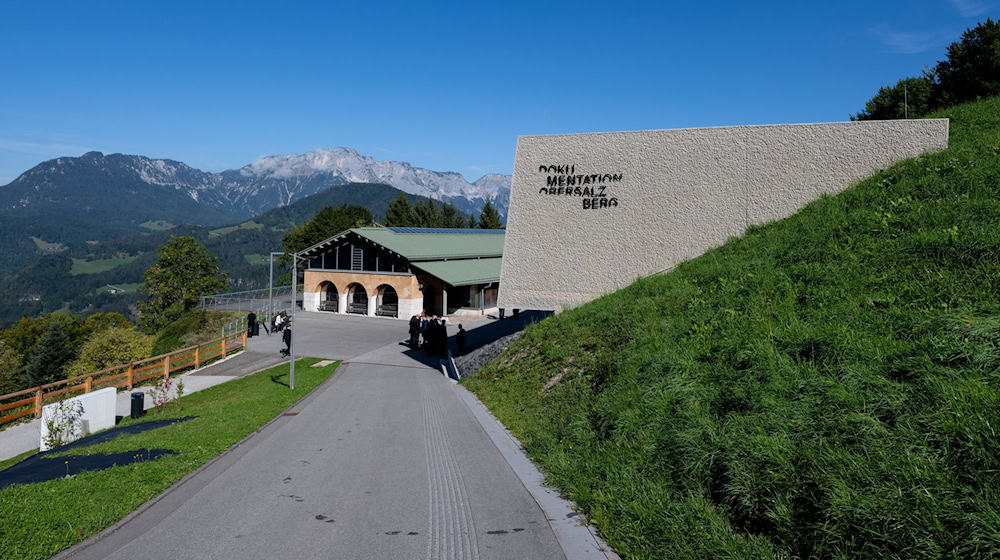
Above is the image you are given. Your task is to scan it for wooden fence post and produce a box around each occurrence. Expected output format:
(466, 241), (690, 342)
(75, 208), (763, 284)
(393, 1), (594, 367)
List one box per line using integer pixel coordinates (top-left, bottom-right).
(242, 330), (247, 349)
(222, 336), (227, 357)
(127, 363), (134, 390)
(163, 355), (170, 380)
(85, 376), (92, 393)
(34, 389), (42, 418)
(195, 345), (201, 370)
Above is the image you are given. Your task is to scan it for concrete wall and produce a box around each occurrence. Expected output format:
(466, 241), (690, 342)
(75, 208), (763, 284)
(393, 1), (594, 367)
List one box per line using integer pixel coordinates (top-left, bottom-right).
(40, 387), (116, 451)
(499, 119), (949, 310)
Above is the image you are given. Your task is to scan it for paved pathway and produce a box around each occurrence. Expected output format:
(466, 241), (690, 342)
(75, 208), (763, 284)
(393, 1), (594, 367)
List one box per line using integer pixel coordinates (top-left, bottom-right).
(59, 338), (573, 560)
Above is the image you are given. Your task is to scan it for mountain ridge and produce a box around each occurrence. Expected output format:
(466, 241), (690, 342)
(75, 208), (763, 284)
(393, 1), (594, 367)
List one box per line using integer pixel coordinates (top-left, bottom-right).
(0, 147), (511, 221)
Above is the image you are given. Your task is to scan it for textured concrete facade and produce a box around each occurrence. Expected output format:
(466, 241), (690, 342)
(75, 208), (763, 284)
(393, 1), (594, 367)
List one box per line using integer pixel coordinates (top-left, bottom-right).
(500, 119), (949, 310)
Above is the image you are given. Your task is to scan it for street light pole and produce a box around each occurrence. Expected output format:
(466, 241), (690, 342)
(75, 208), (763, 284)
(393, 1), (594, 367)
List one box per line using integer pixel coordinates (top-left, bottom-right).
(289, 252), (296, 390)
(268, 251), (285, 318)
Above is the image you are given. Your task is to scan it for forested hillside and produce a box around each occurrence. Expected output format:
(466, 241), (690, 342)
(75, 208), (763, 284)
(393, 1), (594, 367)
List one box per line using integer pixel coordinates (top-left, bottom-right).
(0, 183), (437, 326)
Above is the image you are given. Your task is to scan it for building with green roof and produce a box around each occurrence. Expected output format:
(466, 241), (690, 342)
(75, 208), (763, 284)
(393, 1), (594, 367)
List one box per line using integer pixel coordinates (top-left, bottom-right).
(298, 227), (504, 318)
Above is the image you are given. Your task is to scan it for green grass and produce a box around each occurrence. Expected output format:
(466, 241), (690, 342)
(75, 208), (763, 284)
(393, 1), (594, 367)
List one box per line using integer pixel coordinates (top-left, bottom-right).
(0, 358), (338, 560)
(70, 255), (138, 275)
(0, 449), (37, 472)
(96, 283), (140, 294)
(29, 236), (64, 252)
(464, 97), (1000, 559)
(139, 220), (175, 231)
(208, 220), (264, 238)
(243, 253), (268, 265)
(150, 309), (243, 355)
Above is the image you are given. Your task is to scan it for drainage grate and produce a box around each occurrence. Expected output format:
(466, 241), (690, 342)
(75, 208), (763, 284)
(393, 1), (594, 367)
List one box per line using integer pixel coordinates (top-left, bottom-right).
(281, 412), (299, 417)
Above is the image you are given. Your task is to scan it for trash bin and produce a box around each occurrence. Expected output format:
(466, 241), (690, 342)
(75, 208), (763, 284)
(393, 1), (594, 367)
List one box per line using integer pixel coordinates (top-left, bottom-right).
(130, 392), (145, 419)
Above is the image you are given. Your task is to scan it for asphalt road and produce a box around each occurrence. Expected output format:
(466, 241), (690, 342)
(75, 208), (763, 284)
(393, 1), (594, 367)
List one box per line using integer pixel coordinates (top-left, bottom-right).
(60, 318), (567, 560)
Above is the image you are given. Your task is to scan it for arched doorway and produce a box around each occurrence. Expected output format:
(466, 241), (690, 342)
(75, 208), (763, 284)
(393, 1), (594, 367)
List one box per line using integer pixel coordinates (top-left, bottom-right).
(375, 285), (398, 317)
(318, 282), (339, 312)
(346, 283), (368, 315)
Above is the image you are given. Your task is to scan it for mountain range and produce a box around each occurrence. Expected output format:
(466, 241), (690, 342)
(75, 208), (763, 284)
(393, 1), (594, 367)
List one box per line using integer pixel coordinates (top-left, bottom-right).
(0, 148), (511, 255)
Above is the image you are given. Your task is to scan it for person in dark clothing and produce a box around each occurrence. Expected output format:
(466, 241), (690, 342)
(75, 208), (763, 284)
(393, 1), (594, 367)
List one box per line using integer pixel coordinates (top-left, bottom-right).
(455, 324), (466, 355)
(437, 319), (449, 359)
(408, 315), (420, 347)
(281, 323), (292, 357)
(247, 312), (257, 338)
(421, 314), (431, 351)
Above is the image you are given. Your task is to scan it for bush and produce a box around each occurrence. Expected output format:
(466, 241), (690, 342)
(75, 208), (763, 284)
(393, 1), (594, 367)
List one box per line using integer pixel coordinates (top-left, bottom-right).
(66, 326), (154, 378)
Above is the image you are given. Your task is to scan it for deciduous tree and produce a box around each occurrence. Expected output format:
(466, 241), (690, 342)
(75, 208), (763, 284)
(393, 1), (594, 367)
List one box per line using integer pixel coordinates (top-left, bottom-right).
(67, 326), (154, 378)
(139, 237), (227, 330)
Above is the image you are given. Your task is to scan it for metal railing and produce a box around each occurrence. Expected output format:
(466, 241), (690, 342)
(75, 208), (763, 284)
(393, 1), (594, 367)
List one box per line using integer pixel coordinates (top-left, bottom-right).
(201, 284), (303, 316)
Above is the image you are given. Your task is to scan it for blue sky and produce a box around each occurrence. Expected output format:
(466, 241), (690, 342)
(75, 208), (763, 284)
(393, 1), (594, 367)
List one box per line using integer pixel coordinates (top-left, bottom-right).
(0, 0), (994, 184)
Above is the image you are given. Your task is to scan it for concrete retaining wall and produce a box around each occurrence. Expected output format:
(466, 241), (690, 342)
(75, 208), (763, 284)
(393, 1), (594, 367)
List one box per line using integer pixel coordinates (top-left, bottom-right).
(40, 387), (116, 451)
(499, 119), (949, 310)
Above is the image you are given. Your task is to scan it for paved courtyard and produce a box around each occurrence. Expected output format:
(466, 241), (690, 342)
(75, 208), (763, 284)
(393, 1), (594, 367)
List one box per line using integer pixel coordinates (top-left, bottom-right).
(55, 312), (614, 560)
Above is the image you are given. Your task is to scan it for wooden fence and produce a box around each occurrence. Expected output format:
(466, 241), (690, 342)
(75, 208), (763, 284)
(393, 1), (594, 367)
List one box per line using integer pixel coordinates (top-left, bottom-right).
(0, 330), (247, 426)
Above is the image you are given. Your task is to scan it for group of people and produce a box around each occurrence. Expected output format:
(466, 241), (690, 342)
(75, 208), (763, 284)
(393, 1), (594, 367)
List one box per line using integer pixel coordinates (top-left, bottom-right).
(246, 310), (293, 357)
(408, 313), (466, 358)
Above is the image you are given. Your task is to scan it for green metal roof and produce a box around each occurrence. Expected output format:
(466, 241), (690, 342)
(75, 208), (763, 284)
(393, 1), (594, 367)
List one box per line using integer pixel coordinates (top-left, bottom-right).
(409, 257), (502, 287)
(298, 227), (505, 261)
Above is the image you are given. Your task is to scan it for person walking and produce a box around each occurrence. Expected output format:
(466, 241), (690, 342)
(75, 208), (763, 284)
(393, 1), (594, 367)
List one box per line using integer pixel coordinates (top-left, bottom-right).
(281, 322), (292, 357)
(456, 324), (466, 355)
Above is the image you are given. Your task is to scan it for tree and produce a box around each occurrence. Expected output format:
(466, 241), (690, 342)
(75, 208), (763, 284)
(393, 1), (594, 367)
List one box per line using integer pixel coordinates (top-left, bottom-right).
(0, 341), (21, 394)
(852, 76), (935, 121)
(282, 204), (373, 256)
(478, 201), (503, 229)
(138, 236), (228, 331)
(23, 321), (76, 387)
(441, 202), (467, 228)
(67, 326), (154, 378)
(83, 312), (131, 334)
(385, 194), (416, 227)
(0, 313), (86, 365)
(933, 18), (1000, 107)
(413, 199), (443, 228)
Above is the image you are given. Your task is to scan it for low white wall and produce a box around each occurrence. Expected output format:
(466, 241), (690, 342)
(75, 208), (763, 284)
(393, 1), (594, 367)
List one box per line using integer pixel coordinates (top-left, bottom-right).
(398, 297), (423, 319)
(500, 119), (949, 310)
(303, 291), (320, 312)
(39, 387), (116, 451)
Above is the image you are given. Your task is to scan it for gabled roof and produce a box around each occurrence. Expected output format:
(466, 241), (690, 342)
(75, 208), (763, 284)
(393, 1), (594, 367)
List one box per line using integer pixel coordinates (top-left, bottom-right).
(409, 257), (502, 287)
(298, 227), (505, 262)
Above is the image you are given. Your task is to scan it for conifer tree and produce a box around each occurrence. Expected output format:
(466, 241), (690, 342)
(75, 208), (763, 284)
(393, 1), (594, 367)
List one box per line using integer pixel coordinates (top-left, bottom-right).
(385, 194), (416, 226)
(23, 320), (76, 387)
(478, 201), (503, 229)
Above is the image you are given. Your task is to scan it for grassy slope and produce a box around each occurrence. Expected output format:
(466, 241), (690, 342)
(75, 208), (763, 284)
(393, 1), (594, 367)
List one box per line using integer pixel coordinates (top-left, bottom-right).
(465, 98), (1000, 559)
(0, 358), (338, 560)
(150, 309), (244, 355)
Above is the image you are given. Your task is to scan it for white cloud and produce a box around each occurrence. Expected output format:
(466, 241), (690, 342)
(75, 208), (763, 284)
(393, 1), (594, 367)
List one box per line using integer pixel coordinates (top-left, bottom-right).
(868, 25), (952, 54)
(949, 0), (995, 17)
(0, 137), (99, 157)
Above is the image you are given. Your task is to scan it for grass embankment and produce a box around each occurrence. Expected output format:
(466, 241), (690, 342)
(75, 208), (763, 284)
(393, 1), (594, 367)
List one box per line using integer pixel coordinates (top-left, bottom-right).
(465, 97), (1000, 559)
(150, 309), (244, 355)
(0, 358), (338, 560)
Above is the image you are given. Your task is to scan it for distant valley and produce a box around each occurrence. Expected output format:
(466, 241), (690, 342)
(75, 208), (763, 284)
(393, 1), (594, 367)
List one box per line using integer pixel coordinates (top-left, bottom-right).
(0, 148), (510, 270)
(0, 182), (469, 326)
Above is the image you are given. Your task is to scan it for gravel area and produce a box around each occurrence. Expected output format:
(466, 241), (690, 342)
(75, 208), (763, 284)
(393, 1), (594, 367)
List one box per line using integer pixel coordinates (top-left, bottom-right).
(455, 330), (524, 379)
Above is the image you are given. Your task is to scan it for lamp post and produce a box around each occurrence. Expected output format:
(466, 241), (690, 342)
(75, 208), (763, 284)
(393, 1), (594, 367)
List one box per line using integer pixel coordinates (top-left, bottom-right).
(268, 251), (286, 318)
(289, 252), (297, 389)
